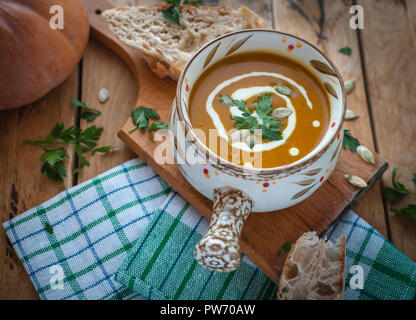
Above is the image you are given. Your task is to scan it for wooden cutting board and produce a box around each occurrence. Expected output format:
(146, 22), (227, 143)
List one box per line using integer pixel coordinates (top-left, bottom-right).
(85, 0), (388, 282)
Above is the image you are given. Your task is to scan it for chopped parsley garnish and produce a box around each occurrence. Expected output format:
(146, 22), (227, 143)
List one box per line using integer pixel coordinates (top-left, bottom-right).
(220, 93), (284, 141)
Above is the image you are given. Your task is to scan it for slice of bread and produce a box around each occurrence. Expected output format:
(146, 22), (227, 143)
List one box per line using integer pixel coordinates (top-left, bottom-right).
(102, 5), (265, 81)
(277, 232), (346, 300)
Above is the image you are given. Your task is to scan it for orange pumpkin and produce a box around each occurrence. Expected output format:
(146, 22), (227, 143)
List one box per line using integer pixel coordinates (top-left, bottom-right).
(0, 0), (89, 109)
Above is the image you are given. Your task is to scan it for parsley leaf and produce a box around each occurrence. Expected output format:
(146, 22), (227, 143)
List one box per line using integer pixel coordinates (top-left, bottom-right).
(232, 115), (259, 132)
(91, 146), (117, 155)
(342, 129), (360, 151)
(253, 93), (273, 115)
(71, 97), (101, 122)
(129, 106), (160, 133)
(41, 159), (67, 183)
(383, 187), (407, 201)
(162, 5), (181, 27)
(383, 168), (416, 200)
(232, 99), (251, 116)
(45, 222), (54, 234)
(219, 95), (251, 116)
(383, 168), (416, 219)
(41, 148), (68, 166)
(261, 125), (283, 141)
(162, 0), (200, 27)
(279, 242), (293, 255)
(183, 0), (201, 7)
(149, 121), (169, 132)
(338, 46), (352, 56)
(390, 205), (416, 219)
(253, 94), (282, 131)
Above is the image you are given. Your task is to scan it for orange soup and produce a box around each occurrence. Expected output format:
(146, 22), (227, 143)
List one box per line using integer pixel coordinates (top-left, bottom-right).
(189, 51), (330, 168)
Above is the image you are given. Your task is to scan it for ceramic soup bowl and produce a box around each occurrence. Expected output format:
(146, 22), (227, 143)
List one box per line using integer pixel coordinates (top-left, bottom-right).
(169, 29), (345, 272)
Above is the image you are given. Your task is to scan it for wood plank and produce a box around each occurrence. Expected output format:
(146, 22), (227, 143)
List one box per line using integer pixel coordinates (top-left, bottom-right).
(77, 38), (136, 183)
(358, 0), (416, 261)
(0, 70), (79, 299)
(272, 0), (388, 237)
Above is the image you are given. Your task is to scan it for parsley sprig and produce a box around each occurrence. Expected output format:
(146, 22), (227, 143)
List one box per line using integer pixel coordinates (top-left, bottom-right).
(26, 100), (115, 186)
(162, 0), (201, 27)
(129, 106), (168, 133)
(220, 93), (283, 141)
(383, 168), (416, 219)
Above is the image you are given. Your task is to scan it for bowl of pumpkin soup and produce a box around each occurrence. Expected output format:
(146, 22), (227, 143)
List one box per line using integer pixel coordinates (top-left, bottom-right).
(169, 30), (345, 272)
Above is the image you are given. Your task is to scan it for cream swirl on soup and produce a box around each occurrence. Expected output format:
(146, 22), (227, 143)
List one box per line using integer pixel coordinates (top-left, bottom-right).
(189, 51), (330, 168)
(205, 71), (315, 152)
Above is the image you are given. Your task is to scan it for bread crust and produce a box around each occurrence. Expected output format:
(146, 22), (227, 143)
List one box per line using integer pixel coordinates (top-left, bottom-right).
(277, 233), (346, 300)
(104, 5), (265, 81)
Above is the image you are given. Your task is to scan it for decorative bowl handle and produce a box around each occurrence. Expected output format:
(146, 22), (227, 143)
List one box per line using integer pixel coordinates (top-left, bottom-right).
(194, 187), (253, 272)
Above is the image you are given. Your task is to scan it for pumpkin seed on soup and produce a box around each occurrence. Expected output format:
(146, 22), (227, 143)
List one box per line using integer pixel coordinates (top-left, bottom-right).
(275, 84), (293, 96)
(272, 107), (293, 120)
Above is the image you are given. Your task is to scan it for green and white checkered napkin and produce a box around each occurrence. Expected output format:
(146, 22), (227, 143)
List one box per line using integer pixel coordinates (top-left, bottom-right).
(3, 158), (416, 300)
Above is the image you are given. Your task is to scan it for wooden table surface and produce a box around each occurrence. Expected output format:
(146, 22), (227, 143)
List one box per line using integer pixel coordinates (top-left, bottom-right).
(0, 0), (415, 299)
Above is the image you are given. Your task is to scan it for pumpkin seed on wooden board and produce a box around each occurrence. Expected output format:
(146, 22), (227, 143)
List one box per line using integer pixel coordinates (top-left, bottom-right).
(345, 174), (367, 188)
(357, 145), (376, 165)
(344, 79), (355, 94)
(345, 109), (359, 120)
(98, 88), (109, 103)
